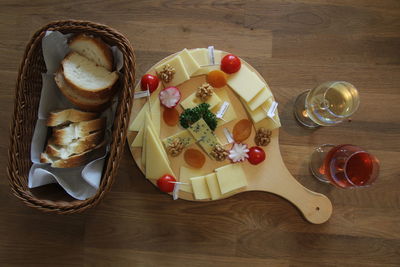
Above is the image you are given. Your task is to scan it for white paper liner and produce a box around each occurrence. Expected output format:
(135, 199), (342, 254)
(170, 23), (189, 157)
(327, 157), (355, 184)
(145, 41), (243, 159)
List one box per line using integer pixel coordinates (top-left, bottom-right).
(28, 30), (123, 200)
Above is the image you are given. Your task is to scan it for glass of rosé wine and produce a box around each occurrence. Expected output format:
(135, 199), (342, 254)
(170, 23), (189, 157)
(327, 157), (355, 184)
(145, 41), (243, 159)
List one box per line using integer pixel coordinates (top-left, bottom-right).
(310, 144), (379, 188)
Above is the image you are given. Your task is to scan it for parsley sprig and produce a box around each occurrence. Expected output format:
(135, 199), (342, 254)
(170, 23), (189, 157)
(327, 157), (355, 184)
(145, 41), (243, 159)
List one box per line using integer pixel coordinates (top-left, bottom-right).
(179, 103), (218, 131)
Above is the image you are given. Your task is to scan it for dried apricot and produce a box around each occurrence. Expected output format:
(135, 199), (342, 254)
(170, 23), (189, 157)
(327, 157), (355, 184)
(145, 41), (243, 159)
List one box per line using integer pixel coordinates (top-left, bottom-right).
(233, 119), (252, 142)
(184, 148), (206, 168)
(207, 70), (227, 88)
(163, 107), (180, 126)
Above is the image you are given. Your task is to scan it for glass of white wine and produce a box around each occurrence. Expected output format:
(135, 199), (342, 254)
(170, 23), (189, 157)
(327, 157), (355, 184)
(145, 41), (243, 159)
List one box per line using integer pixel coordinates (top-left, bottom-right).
(294, 81), (360, 128)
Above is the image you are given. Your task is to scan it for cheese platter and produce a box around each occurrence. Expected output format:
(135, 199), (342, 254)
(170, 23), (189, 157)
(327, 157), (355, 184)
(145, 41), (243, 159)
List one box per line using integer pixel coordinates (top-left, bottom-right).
(127, 48), (332, 224)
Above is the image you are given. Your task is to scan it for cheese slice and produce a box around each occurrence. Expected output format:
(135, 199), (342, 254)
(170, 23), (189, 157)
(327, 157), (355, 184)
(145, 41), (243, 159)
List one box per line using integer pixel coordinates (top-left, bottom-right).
(128, 86), (162, 132)
(190, 176), (211, 200)
(131, 99), (161, 148)
(215, 164), (247, 194)
(180, 91), (221, 110)
(192, 65), (220, 76)
(243, 98), (278, 124)
(145, 112), (169, 162)
(145, 125), (175, 180)
(155, 55), (190, 87)
(180, 48), (201, 76)
(190, 48), (209, 66)
(255, 112), (281, 130)
(141, 122), (147, 168)
(191, 49), (222, 76)
(211, 89), (237, 126)
(227, 65), (265, 102)
(179, 166), (208, 193)
(162, 130), (196, 149)
(204, 173), (222, 200)
(187, 118), (220, 157)
(247, 86), (273, 111)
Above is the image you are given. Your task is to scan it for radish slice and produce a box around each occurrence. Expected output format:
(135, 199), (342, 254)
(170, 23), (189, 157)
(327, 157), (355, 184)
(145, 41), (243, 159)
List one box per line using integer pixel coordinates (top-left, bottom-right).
(228, 143), (249, 163)
(159, 87), (181, 108)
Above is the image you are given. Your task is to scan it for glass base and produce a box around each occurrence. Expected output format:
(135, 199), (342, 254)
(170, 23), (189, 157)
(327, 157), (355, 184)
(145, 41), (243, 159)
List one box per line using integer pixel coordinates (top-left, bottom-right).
(294, 90), (320, 128)
(309, 144), (336, 184)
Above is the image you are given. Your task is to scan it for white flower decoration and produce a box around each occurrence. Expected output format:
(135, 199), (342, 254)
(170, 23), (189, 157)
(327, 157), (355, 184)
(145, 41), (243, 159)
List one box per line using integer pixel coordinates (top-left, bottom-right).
(229, 143), (249, 162)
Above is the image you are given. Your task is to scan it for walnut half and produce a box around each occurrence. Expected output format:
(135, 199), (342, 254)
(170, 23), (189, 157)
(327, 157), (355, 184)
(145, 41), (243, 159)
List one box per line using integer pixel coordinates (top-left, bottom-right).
(159, 64), (176, 83)
(210, 144), (229, 161)
(166, 137), (184, 157)
(255, 127), (272, 146)
(196, 83), (214, 101)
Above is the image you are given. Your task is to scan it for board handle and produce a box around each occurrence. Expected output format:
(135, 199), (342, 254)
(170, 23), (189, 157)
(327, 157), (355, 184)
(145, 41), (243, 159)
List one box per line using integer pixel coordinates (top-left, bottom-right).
(251, 169), (333, 224)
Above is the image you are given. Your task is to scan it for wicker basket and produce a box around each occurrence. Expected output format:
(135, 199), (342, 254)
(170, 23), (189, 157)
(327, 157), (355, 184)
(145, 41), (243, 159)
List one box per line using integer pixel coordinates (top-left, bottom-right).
(7, 20), (135, 213)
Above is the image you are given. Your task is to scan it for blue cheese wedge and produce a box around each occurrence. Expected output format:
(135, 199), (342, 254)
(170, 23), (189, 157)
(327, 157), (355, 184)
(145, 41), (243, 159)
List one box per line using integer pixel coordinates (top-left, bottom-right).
(188, 118), (220, 157)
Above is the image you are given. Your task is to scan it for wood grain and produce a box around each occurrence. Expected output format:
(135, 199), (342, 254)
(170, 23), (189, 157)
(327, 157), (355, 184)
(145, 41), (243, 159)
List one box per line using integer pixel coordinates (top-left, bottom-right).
(1, 0), (399, 266)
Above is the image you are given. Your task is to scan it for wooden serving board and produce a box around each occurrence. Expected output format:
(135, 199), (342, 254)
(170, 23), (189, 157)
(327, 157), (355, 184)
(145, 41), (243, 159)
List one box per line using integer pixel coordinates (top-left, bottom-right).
(127, 50), (332, 224)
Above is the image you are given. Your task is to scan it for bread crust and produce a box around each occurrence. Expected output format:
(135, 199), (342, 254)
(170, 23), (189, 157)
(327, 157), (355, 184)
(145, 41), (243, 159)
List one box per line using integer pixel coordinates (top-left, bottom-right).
(69, 34), (114, 71)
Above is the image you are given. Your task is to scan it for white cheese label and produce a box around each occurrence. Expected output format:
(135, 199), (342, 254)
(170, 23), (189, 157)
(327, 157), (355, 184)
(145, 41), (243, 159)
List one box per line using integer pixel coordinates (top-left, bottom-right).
(267, 101), (278, 118)
(216, 101), (230, 120)
(208, 46), (215, 65)
(134, 90), (150, 99)
(223, 128), (234, 144)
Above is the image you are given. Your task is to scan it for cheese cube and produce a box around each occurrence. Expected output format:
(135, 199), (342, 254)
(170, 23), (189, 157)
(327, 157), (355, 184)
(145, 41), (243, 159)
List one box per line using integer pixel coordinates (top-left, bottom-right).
(227, 65), (265, 102)
(190, 48), (209, 66)
(190, 176), (211, 200)
(145, 124), (175, 180)
(188, 119), (220, 157)
(205, 173), (222, 200)
(179, 49), (201, 76)
(162, 130), (196, 149)
(179, 166), (208, 193)
(247, 86), (273, 111)
(211, 89), (237, 126)
(180, 91), (221, 110)
(155, 56), (190, 87)
(215, 164), (247, 194)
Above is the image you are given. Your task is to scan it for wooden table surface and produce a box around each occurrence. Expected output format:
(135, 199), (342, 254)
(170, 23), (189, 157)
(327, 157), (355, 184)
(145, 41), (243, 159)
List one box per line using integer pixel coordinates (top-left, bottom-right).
(1, 0), (399, 266)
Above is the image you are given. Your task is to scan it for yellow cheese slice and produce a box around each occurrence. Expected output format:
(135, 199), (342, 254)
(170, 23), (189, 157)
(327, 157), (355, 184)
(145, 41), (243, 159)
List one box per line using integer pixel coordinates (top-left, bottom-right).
(192, 65), (220, 76)
(190, 176), (211, 200)
(155, 55), (190, 87)
(145, 112), (169, 163)
(215, 164), (247, 194)
(191, 49), (222, 76)
(227, 65), (265, 102)
(211, 89), (237, 126)
(180, 48), (201, 76)
(141, 123), (147, 168)
(255, 112), (281, 130)
(180, 91), (221, 110)
(247, 86), (273, 111)
(242, 97), (280, 124)
(204, 173), (222, 200)
(162, 130), (196, 149)
(190, 48), (208, 66)
(128, 85), (162, 132)
(131, 99), (161, 147)
(179, 166), (208, 193)
(145, 125), (175, 180)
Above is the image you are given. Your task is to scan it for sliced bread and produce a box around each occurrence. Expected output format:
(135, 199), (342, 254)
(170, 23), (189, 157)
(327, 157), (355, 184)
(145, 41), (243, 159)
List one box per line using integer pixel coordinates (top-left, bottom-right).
(40, 141), (106, 168)
(45, 129), (105, 158)
(69, 34), (113, 71)
(55, 70), (111, 111)
(52, 117), (106, 145)
(46, 108), (99, 127)
(62, 52), (119, 97)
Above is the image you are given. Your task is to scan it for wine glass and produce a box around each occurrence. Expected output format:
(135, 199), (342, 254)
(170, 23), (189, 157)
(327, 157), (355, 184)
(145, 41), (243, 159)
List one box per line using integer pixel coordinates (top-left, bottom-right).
(294, 81), (360, 128)
(310, 144), (379, 188)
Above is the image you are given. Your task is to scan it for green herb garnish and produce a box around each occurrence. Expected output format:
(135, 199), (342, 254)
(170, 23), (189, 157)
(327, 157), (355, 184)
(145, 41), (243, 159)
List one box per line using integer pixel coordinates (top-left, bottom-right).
(180, 103), (218, 131)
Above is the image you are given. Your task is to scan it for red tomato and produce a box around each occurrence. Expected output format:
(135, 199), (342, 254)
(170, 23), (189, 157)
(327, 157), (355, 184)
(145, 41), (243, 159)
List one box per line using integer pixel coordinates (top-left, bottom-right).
(156, 174), (177, 193)
(141, 74), (159, 93)
(221, 54), (241, 74)
(248, 146), (266, 165)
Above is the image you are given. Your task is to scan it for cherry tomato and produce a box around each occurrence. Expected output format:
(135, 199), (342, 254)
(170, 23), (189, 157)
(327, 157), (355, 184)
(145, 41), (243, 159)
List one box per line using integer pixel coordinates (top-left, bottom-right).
(141, 74), (159, 93)
(248, 146), (266, 165)
(156, 174), (177, 193)
(221, 54), (241, 74)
